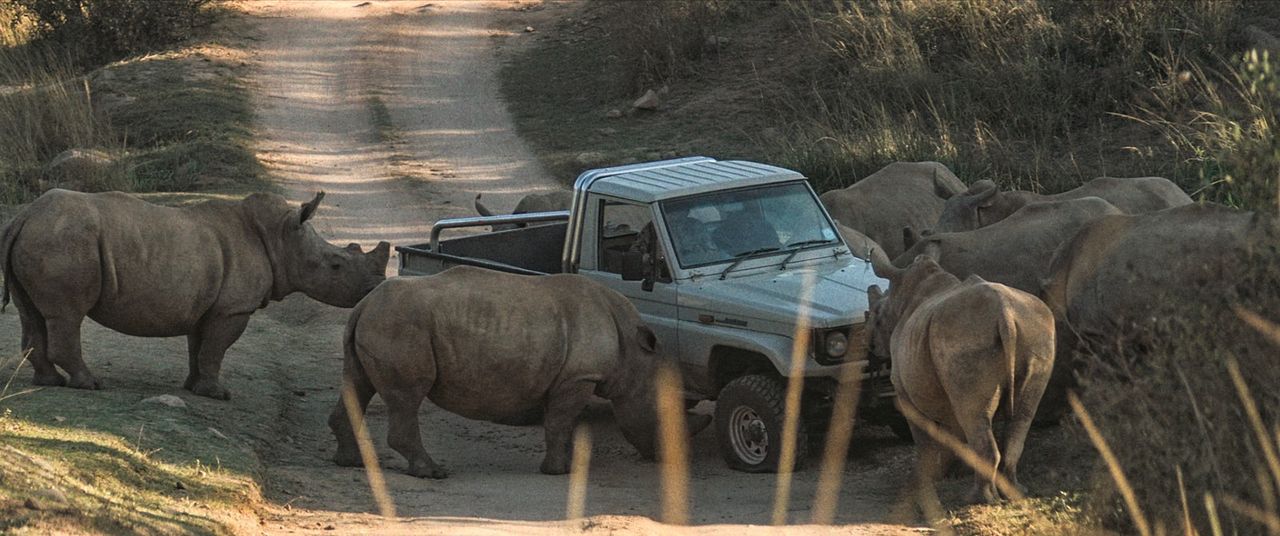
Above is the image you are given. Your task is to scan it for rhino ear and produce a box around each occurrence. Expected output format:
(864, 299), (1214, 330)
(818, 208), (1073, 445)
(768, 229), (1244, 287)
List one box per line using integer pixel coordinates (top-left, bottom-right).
(474, 194), (495, 217)
(300, 191), (325, 224)
(932, 168), (956, 199)
(902, 226), (921, 250)
(345, 242), (363, 253)
(636, 325), (658, 353)
(970, 180), (998, 208)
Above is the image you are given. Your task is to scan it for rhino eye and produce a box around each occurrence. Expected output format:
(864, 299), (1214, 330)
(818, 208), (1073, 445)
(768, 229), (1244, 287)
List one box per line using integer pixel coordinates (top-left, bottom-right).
(329, 262), (341, 270)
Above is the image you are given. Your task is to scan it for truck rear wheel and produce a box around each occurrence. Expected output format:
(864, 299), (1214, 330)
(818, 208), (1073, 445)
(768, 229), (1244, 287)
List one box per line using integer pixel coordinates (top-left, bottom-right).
(714, 374), (808, 472)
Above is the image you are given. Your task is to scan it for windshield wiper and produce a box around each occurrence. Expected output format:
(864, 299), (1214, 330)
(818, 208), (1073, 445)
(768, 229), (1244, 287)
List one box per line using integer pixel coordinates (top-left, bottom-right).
(778, 239), (835, 270)
(719, 247), (782, 280)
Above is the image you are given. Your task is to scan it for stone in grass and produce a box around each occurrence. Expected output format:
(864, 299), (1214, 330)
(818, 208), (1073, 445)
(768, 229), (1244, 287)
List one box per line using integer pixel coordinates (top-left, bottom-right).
(140, 394), (187, 409)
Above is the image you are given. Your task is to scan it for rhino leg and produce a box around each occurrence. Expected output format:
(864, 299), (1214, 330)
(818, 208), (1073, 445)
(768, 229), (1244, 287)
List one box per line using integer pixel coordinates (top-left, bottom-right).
(329, 376), (376, 468)
(957, 411), (1001, 505)
(905, 418), (949, 522)
(17, 307), (63, 387)
(183, 333), (201, 390)
(384, 392), (448, 479)
(185, 314), (250, 400)
(45, 317), (100, 390)
(999, 361), (1051, 499)
(539, 381), (595, 475)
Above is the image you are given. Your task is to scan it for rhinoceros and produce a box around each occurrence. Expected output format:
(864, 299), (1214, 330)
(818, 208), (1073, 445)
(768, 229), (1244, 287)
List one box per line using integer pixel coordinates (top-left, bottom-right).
(0, 189), (390, 399)
(885, 197), (1123, 295)
(867, 253), (1054, 508)
(819, 161), (967, 259)
(934, 176), (1191, 233)
(329, 266), (709, 478)
(474, 190), (573, 231)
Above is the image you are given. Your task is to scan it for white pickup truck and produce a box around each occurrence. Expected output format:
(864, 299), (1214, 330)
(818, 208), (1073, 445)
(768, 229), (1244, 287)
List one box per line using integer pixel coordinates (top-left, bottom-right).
(397, 157), (900, 472)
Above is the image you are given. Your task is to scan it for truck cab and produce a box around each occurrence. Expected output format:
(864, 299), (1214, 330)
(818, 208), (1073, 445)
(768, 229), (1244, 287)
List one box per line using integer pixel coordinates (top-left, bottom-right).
(397, 157), (897, 471)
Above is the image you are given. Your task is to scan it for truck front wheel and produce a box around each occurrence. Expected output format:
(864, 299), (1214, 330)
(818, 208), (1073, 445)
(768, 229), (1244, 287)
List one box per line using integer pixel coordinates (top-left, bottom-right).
(714, 374), (808, 472)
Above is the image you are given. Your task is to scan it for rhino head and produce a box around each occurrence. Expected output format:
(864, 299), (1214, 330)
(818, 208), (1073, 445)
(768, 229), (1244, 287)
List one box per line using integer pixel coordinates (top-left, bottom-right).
(606, 325), (711, 460)
(866, 246), (948, 358)
(247, 192), (391, 307)
(934, 180), (1002, 233)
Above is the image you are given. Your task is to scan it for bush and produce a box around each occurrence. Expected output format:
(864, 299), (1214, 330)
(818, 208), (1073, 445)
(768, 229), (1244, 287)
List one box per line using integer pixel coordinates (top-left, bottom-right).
(1074, 236), (1280, 533)
(3, 0), (213, 64)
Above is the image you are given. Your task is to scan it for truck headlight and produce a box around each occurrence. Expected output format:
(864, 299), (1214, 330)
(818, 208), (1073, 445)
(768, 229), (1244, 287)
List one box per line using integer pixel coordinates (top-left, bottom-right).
(824, 331), (848, 358)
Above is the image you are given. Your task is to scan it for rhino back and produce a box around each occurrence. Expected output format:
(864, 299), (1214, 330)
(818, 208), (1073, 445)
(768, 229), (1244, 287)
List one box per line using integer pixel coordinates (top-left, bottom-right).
(1049, 204), (1255, 332)
(899, 197), (1122, 293)
(1051, 176), (1192, 214)
(350, 267), (631, 421)
(9, 190), (271, 336)
(821, 162), (963, 258)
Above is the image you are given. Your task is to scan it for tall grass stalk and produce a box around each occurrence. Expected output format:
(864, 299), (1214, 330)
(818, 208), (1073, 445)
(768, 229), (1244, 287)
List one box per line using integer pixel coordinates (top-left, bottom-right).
(1069, 392), (1152, 536)
(771, 270), (816, 525)
(566, 426), (592, 520)
(655, 361), (691, 525)
(340, 383), (397, 518)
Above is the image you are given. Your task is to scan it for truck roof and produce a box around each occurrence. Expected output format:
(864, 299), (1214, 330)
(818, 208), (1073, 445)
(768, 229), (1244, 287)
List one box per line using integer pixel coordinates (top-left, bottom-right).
(578, 157), (806, 203)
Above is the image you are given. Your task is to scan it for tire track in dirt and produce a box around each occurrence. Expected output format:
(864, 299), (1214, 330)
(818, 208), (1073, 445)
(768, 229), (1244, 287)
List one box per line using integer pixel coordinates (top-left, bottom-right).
(242, 2), (920, 534)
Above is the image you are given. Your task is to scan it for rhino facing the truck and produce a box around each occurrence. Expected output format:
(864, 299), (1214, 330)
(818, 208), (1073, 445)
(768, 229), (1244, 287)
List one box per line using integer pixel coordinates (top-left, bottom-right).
(399, 157), (900, 472)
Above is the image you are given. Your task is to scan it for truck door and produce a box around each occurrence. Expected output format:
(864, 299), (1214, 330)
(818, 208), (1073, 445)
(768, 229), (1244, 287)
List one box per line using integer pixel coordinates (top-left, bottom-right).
(579, 196), (680, 354)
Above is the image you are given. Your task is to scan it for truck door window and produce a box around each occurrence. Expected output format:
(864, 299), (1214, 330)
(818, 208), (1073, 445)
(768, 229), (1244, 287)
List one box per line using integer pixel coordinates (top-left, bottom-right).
(597, 200), (670, 280)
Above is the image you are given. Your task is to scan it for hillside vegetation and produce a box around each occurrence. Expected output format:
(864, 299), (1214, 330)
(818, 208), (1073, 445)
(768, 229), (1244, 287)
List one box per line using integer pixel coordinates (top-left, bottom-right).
(504, 0), (1279, 212)
(0, 0), (264, 204)
(501, 1), (1280, 533)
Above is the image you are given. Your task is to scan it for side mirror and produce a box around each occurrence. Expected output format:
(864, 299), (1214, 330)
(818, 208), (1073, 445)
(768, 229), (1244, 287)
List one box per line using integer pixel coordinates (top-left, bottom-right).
(620, 251), (647, 281)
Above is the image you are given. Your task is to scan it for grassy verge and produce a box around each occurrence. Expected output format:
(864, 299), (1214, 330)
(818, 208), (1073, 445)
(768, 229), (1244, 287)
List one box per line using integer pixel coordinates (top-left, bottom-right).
(0, 354), (262, 535)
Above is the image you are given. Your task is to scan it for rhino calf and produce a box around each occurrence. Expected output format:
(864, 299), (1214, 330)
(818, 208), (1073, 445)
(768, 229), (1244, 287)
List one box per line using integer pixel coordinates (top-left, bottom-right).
(474, 190), (572, 231)
(329, 266), (708, 478)
(0, 189), (390, 399)
(867, 251), (1054, 510)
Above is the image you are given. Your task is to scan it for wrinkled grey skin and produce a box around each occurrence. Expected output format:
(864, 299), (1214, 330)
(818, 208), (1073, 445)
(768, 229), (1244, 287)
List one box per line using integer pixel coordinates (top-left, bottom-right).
(474, 190), (573, 231)
(329, 266), (710, 478)
(0, 189), (390, 400)
(934, 176), (1191, 233)
(819, 161), (967, 259)
(866, 253), (1054, 511)
(1038, 204), (1275, 414)
(887, 197), (1123, 295)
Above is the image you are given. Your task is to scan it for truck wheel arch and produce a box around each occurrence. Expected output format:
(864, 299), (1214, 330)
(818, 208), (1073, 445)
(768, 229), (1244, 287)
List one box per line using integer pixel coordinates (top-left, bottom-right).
(709, 346), (777, 393)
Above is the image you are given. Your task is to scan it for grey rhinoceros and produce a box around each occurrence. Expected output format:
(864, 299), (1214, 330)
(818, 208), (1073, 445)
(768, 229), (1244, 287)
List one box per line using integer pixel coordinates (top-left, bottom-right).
(329, 265), (709, 478)
(819, 161), (967, 259)
(0, 189), (390, 400)
(474, 190), (573, 231)
(867, 252), (1054, 510)
(934, 176), (1190, 233)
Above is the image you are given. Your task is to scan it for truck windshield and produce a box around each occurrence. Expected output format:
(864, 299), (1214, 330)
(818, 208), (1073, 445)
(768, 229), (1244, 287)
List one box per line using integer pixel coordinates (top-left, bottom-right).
(660, 181), (839, 268)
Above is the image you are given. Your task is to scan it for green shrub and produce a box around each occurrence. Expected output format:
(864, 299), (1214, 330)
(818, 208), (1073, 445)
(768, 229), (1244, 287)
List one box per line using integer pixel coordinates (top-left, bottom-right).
(3, 0), (213, 64)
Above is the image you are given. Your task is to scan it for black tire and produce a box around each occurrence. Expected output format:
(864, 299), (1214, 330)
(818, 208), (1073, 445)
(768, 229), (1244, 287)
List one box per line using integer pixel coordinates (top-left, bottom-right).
(714, 374), (808, 473)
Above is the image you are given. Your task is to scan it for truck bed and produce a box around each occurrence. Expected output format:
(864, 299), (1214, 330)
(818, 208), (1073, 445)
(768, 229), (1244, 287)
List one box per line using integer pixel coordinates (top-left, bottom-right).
(398, 221), (568, 276)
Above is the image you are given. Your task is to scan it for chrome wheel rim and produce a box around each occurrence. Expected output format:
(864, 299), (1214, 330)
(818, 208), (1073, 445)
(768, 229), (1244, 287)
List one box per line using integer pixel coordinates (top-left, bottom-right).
(728, 405), (769, 465)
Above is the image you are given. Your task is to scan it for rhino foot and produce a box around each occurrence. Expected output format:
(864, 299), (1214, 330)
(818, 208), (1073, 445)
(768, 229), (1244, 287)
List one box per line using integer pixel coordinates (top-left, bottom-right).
(406, 461), (449, 479)
(188, 379), (231, 400)
(67, 373), (102, 390)
(964, 485), (1000, 505)
(334, 448), (363, 468)
(539, 458), (570, 475)
(32, 372), (67, 387)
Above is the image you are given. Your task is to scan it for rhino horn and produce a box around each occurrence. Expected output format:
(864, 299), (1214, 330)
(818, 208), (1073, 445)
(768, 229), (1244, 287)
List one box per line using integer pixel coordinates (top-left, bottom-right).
(300, 191), (325, 224)
(370, 241), (391, 260)
(474, 194), (495, 217)
(867, 242), (903, 280)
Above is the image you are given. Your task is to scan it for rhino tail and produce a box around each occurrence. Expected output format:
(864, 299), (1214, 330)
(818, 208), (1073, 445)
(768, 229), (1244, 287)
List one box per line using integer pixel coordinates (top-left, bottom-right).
(0, 208), (34, 313)
(474, 194), (495, 217)
(341, 304), (374, 398)
(997, 307), (1018, 413)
